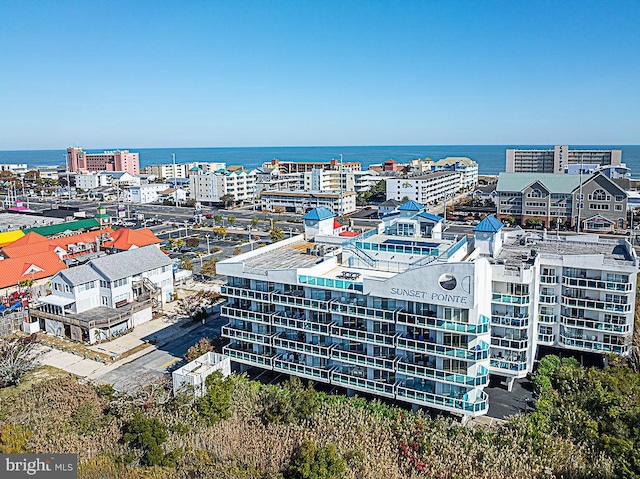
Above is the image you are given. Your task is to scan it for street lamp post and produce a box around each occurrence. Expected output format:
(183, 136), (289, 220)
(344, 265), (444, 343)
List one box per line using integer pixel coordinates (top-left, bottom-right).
(184, 220), (188, 238)
(205, 234), (210, 255)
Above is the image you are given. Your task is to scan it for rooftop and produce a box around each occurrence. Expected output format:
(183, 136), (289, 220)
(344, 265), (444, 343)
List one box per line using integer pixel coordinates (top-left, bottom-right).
(493, 234), (634, 267)
(89, 245), (172, 280)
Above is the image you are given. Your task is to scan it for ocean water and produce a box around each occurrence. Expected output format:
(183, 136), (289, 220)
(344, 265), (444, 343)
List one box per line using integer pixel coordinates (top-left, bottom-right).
(1, 145), (640, 177)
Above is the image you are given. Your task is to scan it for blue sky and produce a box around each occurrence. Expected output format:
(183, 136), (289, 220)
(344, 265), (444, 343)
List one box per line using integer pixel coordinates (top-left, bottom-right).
(0, 0), (638, 149)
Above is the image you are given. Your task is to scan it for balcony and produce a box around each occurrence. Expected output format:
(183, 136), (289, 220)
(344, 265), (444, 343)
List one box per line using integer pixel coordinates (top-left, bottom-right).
(223, 346), (274, 367)
(396, 361), (489, 387)
(330, 370), (395, 398)
(223, 285), (272, 302)
(560, 315), (630, 334)
(396, 381), (488, 415)
(537, 333), (555, 344)
(221, 325), (273, 345)
(540, 275), (558, 284)
(221, 306), (274, 324)
(330, 325), (395, 346)
(559, 334), (628, 355)
(539, 294), (556, 304)
(273, 357), (331, 381)
(490, 336), (528, 350)
(489, 358), (528, 372)
(538, 314), (555, 324)
(329, 301), (395, 323)
(396, 337), (489, 361)
(492, 293), (530, 305)
(562, 277), (632, 292)
(272, 337), (334, 357)
(272, 293), (331, 312)
(272, 314), (333, 335)
(491, 316), (529, 328)
(331, 348), (396, 372)
(561, 296), (631, 313)
(397, 311), (489, 335)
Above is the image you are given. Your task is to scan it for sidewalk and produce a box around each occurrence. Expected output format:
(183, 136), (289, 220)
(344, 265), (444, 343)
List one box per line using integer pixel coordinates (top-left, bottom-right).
(37, 308), (208, 382)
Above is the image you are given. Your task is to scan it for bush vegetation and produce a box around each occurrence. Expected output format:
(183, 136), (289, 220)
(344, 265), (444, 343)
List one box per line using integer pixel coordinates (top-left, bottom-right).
(1, 356), (639, 478)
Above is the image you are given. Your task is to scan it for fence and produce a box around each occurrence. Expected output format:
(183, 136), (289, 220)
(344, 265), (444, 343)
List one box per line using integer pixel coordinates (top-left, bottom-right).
(0, 311), (28, 337)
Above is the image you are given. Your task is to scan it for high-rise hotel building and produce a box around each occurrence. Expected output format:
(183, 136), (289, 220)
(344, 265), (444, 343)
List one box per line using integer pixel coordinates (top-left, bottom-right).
(506, 145), (622, 174)
(67, 147), (140, 175)
(218, 201), (637, 418)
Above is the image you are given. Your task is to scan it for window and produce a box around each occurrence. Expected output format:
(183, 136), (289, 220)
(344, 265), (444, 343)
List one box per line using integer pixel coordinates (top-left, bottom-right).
(590, 189), (609, 201)
(615, 195), (624, 202)
(615, 205), (623, 211)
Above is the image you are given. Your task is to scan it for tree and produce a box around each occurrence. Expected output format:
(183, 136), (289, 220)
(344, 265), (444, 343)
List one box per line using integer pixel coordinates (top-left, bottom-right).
(213, 215), (223, 225)
(123, 412), (169, 466)
(212, 226), (227, 239)
(201, 258), (219, 277)
(270, 227), (285, 243)
(250, 216), (260, 229)
(184, 338), (215, 363)
(227, 215), (236, 226)
(178, 257), (193, 271)
(185, 237), (200, 248)
(196, 371), (234, 424)
(0, 335), (39, 388)
(525, 218), (543, 228)
(286, 440), (346, 479)
(220, 194), (234, 208)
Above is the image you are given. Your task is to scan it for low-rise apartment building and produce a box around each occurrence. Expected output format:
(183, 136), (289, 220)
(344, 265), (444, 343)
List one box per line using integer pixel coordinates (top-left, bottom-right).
(260, 190), (357, 215)
(189, 168), (256, 205)
(432, 157), (478, 188)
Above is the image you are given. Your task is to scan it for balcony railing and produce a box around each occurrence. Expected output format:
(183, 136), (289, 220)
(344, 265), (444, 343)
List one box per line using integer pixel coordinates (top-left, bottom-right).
(273, 358), (331, 380)
(271, 293), (331, 312)
(491, 316), (529, 328)
(490, 337), (529, 350)
(562, 277), (632, 292)
(537, 333), (555, 343)
(396, 338), (489, 361)
(489, 358), (528, 372)
(223, 286), (272, 302)
(396, 361), (489, 387)
(221, 325), (273, 345)
(559, 315), (630, 334)
(559, 334), (628, 354)
(538, 314), (555, 324)
(396, 384), (488, 414)
(397, 312), (489, 334)
(223, 347), (274, 367)
(329, 301), (395, 323)
(272, 314), (333, 335)
(221, 306), (273, 324)
(492, 293), (530, 305)
(330, 325), (395, 346)
(331, 349), (396, 371)
(272, 337), (334, 357)
(330, 371), (395, 397)
(561, 296), (631, 313)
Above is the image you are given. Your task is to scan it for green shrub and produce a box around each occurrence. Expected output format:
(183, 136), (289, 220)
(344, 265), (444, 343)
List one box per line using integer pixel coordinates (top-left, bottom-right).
(122, 412), (169, 466)
(196, 372), (234, 425)
(286, 440), (346, 479)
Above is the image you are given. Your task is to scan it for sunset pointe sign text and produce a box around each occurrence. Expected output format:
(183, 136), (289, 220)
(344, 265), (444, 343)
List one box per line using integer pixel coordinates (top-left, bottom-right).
(389, 287), (469, 305)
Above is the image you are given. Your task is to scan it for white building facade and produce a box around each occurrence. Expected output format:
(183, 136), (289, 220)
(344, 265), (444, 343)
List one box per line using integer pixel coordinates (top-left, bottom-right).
(189, 169), (256, 205)
(218, 202), (638, 418)
(260, 190), (357, 215)
(386, 171), (462, 205)
(506, 145), (623, 174)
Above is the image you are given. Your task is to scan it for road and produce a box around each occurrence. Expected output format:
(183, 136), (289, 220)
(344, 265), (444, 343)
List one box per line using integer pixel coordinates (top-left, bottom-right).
(94, 317), (226, 392)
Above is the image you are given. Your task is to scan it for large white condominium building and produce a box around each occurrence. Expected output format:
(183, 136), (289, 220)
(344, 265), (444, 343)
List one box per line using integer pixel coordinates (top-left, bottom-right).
(218, 201), (638, 419)
(506, 145), (623, 174)
(386, 171), (462, 205)
(432, 157), (478, 188)
(144, 162), (227, 179)
(189, 168), (256, 205)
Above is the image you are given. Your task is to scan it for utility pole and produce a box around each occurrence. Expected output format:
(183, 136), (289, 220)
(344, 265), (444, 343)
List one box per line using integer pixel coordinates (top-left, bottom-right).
(172, 153), (178, 208)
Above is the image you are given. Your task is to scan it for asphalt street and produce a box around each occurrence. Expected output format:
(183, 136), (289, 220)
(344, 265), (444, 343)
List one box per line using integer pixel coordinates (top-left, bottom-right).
(94, 317), (226, 393)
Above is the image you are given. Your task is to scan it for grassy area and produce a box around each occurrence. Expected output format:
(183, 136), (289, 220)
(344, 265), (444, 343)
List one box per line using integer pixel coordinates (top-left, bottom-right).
(37, 333), (112, 363)
(0, 365), (69, 399)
